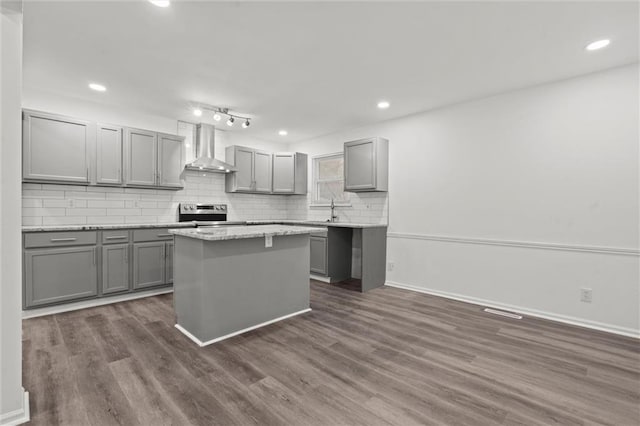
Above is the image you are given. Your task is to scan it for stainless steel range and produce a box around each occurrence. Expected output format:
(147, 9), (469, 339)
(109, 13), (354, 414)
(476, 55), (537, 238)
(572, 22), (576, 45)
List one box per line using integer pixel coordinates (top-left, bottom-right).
(178, 203), (246, 227)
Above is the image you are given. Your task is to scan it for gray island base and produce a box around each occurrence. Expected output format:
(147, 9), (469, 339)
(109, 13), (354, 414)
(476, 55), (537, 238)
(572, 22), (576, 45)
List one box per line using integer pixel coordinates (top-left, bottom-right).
(169, 225), (318, 346)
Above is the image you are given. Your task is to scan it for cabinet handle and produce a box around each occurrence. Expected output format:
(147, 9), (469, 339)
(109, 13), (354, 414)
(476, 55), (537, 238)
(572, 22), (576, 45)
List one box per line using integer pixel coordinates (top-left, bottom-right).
(93, 248), (96, 265)
(50, 237), (77, 242)
(157, 233), (172, 237)
(105, 235), (127, 240)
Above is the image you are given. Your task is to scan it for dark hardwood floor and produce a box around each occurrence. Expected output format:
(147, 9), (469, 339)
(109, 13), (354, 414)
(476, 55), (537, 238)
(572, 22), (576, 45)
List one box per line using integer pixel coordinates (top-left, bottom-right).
(23, 281), (640, 425)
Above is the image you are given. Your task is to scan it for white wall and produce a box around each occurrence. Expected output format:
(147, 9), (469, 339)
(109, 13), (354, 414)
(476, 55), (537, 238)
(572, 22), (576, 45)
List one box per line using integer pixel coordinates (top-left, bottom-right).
(1, 2), (29, 424)
(290, 64), (640, 336)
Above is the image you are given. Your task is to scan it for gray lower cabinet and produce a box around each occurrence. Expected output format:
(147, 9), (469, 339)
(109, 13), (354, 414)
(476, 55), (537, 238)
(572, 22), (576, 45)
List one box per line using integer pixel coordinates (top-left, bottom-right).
(310, 236), (328, 275)
(102, 244), (130, 294)
(24, 246), (98, 307)
(165, 241), (174, 284)
(24, 227), (175, 309)
(22, 110), (93, 184)
(132, 242), (166, 289)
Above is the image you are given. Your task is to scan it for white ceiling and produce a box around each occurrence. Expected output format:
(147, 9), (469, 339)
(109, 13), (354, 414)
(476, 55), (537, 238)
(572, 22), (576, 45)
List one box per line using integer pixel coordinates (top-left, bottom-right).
(22, 1), (639, 143)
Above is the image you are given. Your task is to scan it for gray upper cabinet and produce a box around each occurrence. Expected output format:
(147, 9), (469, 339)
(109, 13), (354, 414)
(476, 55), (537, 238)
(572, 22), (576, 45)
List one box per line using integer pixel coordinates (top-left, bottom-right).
(96, 124), (123, 185)
(24, 246), (98, 307)
(254, 150), (272, 193)
(125, 128), (157, 187)
(102, 244), (130, 294)
(22, 110), (93, 184)
(272, 152), (308, 194)
(225, 145), (272, 193)
(158, 133), (184, 188)
(344, 137), (388, 192)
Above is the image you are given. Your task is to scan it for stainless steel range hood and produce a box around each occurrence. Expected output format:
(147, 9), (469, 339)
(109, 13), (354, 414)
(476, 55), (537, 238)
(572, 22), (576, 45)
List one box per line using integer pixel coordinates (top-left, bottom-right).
(185, 123), (237, 173)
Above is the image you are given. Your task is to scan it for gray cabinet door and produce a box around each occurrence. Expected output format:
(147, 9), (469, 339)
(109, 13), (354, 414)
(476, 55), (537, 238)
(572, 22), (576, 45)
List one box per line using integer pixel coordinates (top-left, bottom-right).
(126, 128), (157, 186)
(310, 236), (328, 275)
(23, 110), (92, 183)
(234, 146), (254, 191)
(254, 150), (272, 193)
(132, 242), (165, 289)
(102, 244), (130, 294)
(165, 241), (174, 284)
(24, 246), (98, 307)
(344, 139), (376, 190)
(96, 124), (123, 185)
(158, 133), (184, 188)
(272, 153), (295, 193)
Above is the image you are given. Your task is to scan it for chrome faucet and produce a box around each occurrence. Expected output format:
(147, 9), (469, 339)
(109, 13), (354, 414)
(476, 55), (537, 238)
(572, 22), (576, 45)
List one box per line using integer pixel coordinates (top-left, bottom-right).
(330, 199), (338, 222)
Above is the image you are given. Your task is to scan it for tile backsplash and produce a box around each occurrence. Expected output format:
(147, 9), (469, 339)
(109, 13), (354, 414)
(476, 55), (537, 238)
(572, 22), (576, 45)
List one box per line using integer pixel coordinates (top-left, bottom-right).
(22, 171), (388, 226)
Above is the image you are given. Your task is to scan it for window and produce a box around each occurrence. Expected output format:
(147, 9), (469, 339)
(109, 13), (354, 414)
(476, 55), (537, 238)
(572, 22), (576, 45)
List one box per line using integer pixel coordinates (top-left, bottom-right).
(312, 153), (350, 205)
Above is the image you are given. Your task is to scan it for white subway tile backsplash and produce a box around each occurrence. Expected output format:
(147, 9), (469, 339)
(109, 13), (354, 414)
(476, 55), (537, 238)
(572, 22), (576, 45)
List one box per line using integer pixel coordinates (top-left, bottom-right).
(43, 216), (87, 225)
(66, 208), (106, 216)
(88, 200), (126, 208)
(22, 170), (387, 226)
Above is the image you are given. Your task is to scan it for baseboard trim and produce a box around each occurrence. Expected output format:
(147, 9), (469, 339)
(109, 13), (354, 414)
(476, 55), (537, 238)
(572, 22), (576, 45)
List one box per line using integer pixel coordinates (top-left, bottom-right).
(175, 308), (313, 347)
(22, 288), (174, 319)
(387, 232), (639, 256)
(310, 274), (331, 283)
(385, 281), (640, 339)
(0, 390), (29, 426)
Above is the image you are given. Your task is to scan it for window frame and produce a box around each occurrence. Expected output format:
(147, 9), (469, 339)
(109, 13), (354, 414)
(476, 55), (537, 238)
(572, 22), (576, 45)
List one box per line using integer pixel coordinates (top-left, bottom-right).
(310, 152), (351, 207)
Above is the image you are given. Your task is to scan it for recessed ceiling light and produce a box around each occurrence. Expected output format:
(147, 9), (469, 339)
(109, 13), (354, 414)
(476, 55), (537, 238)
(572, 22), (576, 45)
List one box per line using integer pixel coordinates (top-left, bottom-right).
(193, 108), (202, 117)
(278, 130), (288, 136)
(88, 83), (106, 92)
(149, 0), (170, 7)
(585, 39), (610, 51)
(377, 100), (390, 109)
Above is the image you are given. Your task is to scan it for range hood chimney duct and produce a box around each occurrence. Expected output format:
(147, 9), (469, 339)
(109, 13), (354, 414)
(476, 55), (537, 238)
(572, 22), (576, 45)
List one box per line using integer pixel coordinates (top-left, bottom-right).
(185, 123), (237, 173)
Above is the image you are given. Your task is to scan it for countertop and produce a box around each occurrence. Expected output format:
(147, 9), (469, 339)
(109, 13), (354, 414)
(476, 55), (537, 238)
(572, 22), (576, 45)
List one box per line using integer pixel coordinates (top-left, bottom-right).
(246, 220), (387, 229)
(170, 225), (321, 241)
(21, 222), (196, 232)
(22, 220), (387, 233)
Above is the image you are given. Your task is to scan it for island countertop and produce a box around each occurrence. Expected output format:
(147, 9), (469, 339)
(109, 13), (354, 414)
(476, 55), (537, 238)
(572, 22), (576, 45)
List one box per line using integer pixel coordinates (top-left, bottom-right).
(169, 224), (321, 241)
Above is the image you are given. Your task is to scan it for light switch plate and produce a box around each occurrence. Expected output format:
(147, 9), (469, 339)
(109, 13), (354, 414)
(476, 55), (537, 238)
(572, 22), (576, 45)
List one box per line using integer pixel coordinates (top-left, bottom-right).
(265, 235), (273, 248)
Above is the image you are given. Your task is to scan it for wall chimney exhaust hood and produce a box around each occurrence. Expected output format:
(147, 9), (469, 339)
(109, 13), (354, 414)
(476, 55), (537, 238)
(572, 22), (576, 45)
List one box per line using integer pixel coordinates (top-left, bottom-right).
(185, 123), (237, 173)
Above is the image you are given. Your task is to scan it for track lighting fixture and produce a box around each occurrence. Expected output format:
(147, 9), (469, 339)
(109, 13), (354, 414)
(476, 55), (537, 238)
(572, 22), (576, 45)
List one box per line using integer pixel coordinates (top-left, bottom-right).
(191, 104), (251, 129)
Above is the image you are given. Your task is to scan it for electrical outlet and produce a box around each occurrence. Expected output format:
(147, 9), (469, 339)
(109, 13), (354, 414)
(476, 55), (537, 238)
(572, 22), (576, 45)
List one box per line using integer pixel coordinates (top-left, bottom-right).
(580, 288), (593, 303)
(387, 261), (395, 271)
(265, 235), (273, 248)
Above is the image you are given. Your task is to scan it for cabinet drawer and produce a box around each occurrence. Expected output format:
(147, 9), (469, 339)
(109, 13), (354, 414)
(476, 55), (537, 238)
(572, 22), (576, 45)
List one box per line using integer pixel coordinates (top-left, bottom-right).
(133, 228), (174, 242)
(102, 230), (130, 244)
(24, 231), (97, 248)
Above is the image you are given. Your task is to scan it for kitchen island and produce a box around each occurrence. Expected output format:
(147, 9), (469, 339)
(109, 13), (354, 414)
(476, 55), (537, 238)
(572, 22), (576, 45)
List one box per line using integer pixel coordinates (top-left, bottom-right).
(169, 224), (318, 346)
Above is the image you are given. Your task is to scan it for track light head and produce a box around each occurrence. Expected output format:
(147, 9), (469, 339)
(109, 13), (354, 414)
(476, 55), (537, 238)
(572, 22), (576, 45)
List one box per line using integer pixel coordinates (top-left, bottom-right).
(227, 116), (235, 126)
(213, 112), (221, 121)
(242, 119), (250, 128)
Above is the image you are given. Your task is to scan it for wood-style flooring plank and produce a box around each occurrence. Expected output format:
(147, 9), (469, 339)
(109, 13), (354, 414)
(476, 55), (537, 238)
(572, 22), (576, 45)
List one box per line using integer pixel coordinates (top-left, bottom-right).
(22, 281), (640, 425)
